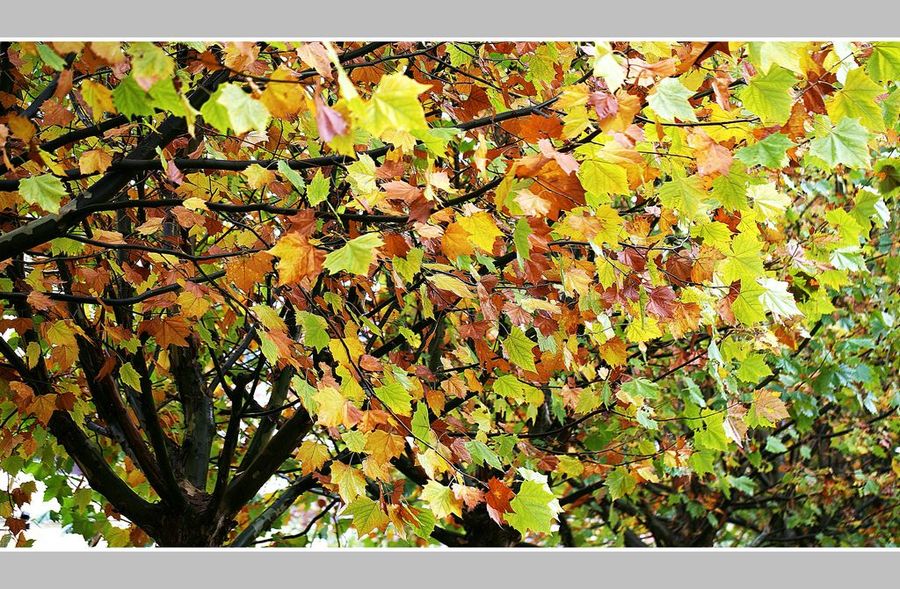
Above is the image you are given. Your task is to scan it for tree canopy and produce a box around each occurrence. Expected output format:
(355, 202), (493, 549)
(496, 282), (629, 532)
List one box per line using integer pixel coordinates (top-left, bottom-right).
(0, 41), (898, 547)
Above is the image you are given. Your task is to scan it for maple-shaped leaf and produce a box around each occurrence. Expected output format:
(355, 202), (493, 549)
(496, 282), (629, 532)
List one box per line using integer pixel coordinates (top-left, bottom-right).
(502, 327), (537, 372)
(356, 73), (430, 137)
(311, 387), (349, 428)
(719, 232), (765, 284)
(827, 68), (886, 132)
(746, 389), (790, 428)
(427, 274), (475, 299)
(421, 480), (462, 519)
(735, 133), (795, 168)
(485, 477), (515, 525)
(43, 319), (78, 350)
(201, 83), (271, 135)
(374, 382), (412, 417)
(757, 277), (804, 322)
(732, 279), (767, 326)
(646, 286), (677, 320)
(809, 117), (871, 169)
(112, 76), (155, 118)
(330, 462), (367, 503)
(79, 149), (113, 175)
(734, 354), (773, 383)
(307, 169), (331, 206)
(452, 483), (486, 511)
(866, 42), (900, 82)
(314, 93), (349, 142)
(577, 158), (629, 200)
(296, 440), (330, 476)
(323, 233), (384, 276)
(737, 66), (796, 125)
(19, 174), (68, 214)
(748, 182), (791, 219)
(505, 469), (561, 536)
(267, 233), (325, 285)
(297, 311), (330, 352)
(647, 77), (698, 122)
(457, 212), (503, 253)
(346, 496), (388, 536)
(139, 316), (191, 348)
(659, 175), (708, 219)
(365, 430), (406, 466)
(605, 467), (638, 501)
(259, 66), (304, 119)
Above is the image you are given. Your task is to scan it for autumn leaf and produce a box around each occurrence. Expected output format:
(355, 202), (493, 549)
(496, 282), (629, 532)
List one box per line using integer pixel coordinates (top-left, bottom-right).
(19, 174), (67, 214)
(267, 232), (325, 285)
(323, 233), (384, 276)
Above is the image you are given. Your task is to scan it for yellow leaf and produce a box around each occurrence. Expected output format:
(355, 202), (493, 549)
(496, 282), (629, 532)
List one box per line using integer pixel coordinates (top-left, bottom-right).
(427, 273), (474, 299)
(458, 212), (503, 253)
(81, 79), (116, 121)
(330, 462), (368, 503)
(296, 440), (330, 475)
(259, 66), (304, 120)
(312, 386), (349, 428)
(78, 149), (113, 174)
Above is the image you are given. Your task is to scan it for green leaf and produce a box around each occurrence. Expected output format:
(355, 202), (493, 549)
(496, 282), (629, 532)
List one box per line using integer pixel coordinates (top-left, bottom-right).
(690, 221), (732, 252)
(827, 68), (886, 132)
(411, 402), (432, 445)
(324, 233), (384, 276)
(757, 277), (803, 321)
(118, 362), (143, 391)
(737, 66), (796, 125)
(577, 158), (629, 200)
(733, 280), (767, 325)
(647, 78), (698, 122)
(297, 311), (329, 352)
(148, 79), (187, 117)
(421, 480), (460, 519)
(505, 470), (560, 535)
(36, 43), (67, 71)
(866, 42), (900, 82)
(346, 496), (388, 536)
(513, 218), (532, 268)
(307, 169), (330, 206)
(19, 174), (67, 214)
(465, 440), (503, 470)
(691, 408), (730, 451)
(113, 76), (155, 118)
(735, 133), (795, 168)
(127, 42), (175, 86)
(748, 182), (791, 219)
(809, 117), (871, 169)
(747, 42), (803, 74)
(720, 232), (764, 284)
(711, 162), (750, 211)
(659, 175), (707, 220)
(764, 436), (788, 454)
(374, 382), (412, 417)
(201, 83), (271, 135)
(502, 326), (537, 372)
(276, 161), (306, 193)
(393, 248), (423, 284)
(605, 467), (637, 501)
(735, 354), (773, 383)
(357, 73), (431, 137)
(493, 374), (543, 406)
(620, 377), (660, 401)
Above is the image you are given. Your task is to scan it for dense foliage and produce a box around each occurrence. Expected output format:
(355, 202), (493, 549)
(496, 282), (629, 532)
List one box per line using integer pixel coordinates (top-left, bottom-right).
(0, 41), (898, 547)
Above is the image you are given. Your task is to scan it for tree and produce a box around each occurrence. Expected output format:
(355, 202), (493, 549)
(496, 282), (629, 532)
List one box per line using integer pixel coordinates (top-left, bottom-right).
(0, 41), (898, 548)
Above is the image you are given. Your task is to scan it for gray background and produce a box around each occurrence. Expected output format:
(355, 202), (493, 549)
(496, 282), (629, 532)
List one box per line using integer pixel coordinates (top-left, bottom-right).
(0, 0), (898, 37)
